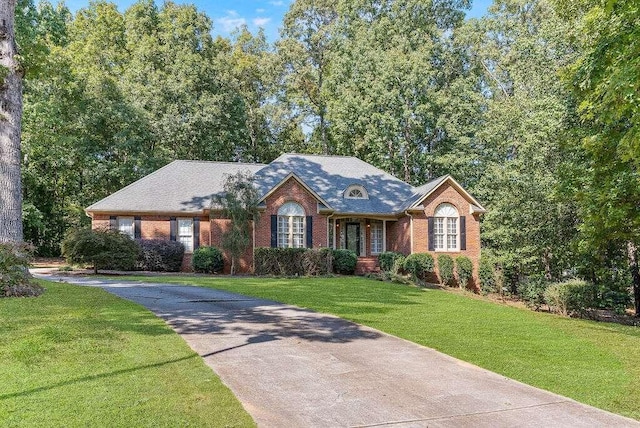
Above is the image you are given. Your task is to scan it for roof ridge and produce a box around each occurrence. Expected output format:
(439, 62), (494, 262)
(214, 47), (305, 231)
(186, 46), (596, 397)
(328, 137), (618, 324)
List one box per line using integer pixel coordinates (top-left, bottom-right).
(174, 159), (267, 166)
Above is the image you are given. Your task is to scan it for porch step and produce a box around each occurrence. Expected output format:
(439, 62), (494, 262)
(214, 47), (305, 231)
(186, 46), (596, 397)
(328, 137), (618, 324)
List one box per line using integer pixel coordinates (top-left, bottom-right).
(355, 257), (380, 275)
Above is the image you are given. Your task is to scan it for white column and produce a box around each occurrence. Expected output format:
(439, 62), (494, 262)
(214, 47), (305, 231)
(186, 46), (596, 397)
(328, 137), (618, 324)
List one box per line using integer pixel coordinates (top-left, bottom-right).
(383, 220), (387, 253)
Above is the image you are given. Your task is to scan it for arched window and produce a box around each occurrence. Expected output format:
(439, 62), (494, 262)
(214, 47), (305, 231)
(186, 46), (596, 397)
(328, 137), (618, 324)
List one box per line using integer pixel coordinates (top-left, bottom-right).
(277, 202), (305, 248)
(344, 184), (368, 199)
(434, 203), (459, 251)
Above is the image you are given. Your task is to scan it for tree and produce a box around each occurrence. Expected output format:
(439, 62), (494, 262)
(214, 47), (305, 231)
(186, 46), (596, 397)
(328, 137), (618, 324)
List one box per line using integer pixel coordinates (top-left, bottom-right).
(558, 0), (640, 315)
(0, 0), (24, 243)
(213, 171), (260, 275)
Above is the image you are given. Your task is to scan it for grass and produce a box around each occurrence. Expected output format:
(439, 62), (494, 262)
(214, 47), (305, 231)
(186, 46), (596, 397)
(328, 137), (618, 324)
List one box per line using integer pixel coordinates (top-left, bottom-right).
(0, 280), (254, 428)
(113, 274), (640, 420)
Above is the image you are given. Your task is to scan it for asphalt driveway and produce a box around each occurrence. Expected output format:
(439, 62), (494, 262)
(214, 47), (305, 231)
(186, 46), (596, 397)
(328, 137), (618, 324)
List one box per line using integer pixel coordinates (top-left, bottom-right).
(38, 274), (639, 427)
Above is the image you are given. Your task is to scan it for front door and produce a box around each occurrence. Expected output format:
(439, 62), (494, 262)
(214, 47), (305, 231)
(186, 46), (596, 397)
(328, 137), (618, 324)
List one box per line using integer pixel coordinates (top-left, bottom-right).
(346, 223), (361, 256)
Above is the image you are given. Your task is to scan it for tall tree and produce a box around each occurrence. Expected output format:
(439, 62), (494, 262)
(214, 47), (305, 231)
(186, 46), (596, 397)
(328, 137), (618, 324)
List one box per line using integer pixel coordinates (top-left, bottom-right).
(0, 0), (24, 242)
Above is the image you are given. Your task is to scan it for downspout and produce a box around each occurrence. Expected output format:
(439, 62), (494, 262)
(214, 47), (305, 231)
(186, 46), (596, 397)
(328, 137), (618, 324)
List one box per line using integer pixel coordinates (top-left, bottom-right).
(404, 210), (414, 254)
(252, 219), (256, 274)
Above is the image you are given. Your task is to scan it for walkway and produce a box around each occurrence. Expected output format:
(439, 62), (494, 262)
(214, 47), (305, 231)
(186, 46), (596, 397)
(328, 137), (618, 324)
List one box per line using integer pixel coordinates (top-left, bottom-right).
(38, 274), (639, 427)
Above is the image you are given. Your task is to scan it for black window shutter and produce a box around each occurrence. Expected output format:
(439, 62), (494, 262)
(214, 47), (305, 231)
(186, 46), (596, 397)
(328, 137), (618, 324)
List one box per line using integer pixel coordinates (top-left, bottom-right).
(306, 216), (313, 248)
(134, 216), (141, 239)
(270, 215), (277, 248)
(460, 216), (466, 251)
(427, 217), (435, 251)
(193, 218), (200, 250)
(170, 217), (177, 241)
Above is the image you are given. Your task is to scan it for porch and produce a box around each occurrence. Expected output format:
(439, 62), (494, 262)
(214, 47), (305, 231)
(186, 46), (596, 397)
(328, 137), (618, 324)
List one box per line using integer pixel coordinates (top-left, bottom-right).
(328, 217), (394, 274)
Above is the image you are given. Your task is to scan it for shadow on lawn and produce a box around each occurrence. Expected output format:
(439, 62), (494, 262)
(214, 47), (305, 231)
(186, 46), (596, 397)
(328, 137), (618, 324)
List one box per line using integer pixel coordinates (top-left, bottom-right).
(0, 354), (198, 401)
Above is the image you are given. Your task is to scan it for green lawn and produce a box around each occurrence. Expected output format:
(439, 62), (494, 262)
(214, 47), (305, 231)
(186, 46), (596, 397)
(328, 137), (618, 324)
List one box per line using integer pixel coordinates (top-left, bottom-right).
(0, 280), (254, 428)
(114, 275), (640, 420)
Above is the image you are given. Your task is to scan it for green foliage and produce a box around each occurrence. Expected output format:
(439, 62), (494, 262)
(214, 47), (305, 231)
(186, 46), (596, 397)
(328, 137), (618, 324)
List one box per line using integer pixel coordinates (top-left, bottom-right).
(478, 256), (496, 295)
(437, 254), (454, 286)
(254, 247), (333, 276)
(455, 256), (474, 288)
(213, 171), (260, 275)
(0, 243), (43, 297)
(379, 252), (406, 274)
(302, 248), (333, 276)
(402, 253), (435, 280)
(192, 246), (224, 274)
(136, 239), (185, 272)
(332, 249), (357, 275)
(544, 279), (597, 316)
(517, 275), (550, 311)
(61, 228), (139, 273)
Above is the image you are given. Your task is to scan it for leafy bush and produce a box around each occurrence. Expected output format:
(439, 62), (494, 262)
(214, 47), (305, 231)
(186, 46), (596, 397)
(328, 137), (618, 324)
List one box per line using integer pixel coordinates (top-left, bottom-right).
(455, 256), (473, 288)
(333, 249), (357, 275)
(402, 253), (434, 279)
(378, 252), (405, 273)
(192, 246), (224, 273)
(254, 247), (307, 276)
(517, 275), (549, 310)
(62, 228), (139, 273)
(136, 239), (185, 272)
(0, 243), (44, 297)
(437, 254), (454, 286)
(478, 256), (496, 295)
(544, 279), (597, 316)
(302, 248), (333, 276)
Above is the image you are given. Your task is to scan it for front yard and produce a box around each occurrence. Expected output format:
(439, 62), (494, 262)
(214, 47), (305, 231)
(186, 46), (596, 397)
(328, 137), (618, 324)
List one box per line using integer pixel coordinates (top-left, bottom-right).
(113, 275), (640, 420)
(0, 280), (254, 427)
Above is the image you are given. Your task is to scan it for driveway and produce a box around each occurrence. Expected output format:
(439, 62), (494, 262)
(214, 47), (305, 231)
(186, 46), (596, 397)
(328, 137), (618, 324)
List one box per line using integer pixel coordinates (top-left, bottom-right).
(38, 273), (639, 427)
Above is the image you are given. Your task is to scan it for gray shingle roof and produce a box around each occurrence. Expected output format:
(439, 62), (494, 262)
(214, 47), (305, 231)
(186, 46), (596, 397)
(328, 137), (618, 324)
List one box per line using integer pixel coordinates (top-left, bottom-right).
(86, 154), (478, 216)
(86, 160), (265, 213)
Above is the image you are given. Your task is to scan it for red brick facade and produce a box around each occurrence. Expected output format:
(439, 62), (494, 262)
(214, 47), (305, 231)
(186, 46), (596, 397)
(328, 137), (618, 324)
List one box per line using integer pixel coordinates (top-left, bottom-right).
(89, 178), (482, 280)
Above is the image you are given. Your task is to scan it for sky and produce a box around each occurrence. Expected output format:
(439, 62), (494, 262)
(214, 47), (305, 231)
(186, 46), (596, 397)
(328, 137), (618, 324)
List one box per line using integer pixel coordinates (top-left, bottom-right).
(64, 0), (494, 41)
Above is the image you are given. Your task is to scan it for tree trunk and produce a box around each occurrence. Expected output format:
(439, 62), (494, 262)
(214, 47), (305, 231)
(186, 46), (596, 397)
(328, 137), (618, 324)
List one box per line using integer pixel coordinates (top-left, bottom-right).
(627, 242), (640, 317)
(0, 0), (24, 243)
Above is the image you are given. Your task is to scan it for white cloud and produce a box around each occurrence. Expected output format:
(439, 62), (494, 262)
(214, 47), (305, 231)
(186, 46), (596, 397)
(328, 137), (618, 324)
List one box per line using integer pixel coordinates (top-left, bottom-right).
(253, 17), (271, 27)
(217, 10), (246, 32)
(269, 1), (285, 6)
(256, 8), (266, 13)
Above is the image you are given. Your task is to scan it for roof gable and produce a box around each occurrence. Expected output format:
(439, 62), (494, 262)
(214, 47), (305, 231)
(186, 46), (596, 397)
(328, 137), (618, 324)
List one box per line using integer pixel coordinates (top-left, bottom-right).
(409, 175), (486, 214)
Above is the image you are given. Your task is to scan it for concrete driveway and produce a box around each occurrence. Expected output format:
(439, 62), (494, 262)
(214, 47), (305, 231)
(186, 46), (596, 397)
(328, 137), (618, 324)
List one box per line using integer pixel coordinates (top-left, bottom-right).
(38, 274), (639, 427)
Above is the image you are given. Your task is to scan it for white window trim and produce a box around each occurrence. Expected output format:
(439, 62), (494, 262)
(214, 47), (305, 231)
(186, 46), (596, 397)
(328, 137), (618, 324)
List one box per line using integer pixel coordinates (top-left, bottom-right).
(118, 217), (135, 239)
(277, 202), (306, 249)
(178, 218), (194, 253)
(434, 204), (459, 252)
(370, 222), (383, 255)
(344, 184), (369, 200)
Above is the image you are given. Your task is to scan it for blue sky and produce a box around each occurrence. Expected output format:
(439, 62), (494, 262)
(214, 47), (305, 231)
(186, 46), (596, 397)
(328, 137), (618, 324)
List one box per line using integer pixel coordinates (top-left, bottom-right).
(64, 0), (493, 41)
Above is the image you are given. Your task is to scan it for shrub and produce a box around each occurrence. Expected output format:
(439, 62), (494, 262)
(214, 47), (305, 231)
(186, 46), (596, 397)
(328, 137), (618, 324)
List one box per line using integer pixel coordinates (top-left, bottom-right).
(302, 248), (333, 276)
(254, 247), (307, 276)
(402, 253), (434, 279)
(437, 254), (454, 286)
(378, 252), (405, 273)
(333, 249), (357, 275)
(0, 243), (44, 297)
(517, 275), (549, 310)
(62, 228), (139, 273)
(544, 279), (597, 316)
(136, 239), (185, 272)
(455, 256), (474, 288)
(192, 246), (224, 273)
(478, 256), (496, 295)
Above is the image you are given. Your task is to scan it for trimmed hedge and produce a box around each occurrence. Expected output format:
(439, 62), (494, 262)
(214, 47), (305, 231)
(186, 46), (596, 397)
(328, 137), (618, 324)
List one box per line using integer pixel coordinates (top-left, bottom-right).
(478, 256), (496, 295)
(62, 228), (139, 273)
(437, 254), (454, 286)
(455, 256), (473, 288)
(136, 239), (185, 272)
(192, 246), (224, 273)
(379, 252), (405, 273)
(402, 253), (434, 279)
(333, 249), (357, 275)
(302, 248), (333, 276)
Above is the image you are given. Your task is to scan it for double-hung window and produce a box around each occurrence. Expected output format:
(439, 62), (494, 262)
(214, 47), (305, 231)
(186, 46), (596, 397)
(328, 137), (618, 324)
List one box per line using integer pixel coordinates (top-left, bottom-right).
(178, 218), (194, 253)
(277, 202), (305, 248)
(118, 217), (135, 239)
(434, 203), (459, 251)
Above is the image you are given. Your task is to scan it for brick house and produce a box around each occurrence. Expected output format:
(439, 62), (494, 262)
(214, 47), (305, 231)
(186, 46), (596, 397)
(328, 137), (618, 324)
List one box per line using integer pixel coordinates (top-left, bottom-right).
(86, 154), (486, 279)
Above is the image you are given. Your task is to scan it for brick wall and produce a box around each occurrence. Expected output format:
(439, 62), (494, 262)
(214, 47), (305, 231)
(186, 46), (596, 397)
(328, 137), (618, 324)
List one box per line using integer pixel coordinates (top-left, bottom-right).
(254, 177), (328, 249)
(387, 217), (411, 254)
(413, 181), (482, 289)
(210, 217), (254, 274)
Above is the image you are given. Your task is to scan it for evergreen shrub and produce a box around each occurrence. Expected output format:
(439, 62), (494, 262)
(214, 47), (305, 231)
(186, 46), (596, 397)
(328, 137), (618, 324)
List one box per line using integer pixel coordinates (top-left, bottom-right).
(136, 239), (185, 272)
(62, 228), (139, 273)
(379, 252), (405, 273)
(402, 253), (434, 279)
(192, 246), (224, 273)
(0, 243), (43, 297)
(478, 256), (496, 294)
(455, 256), (474, 288)
(437, 254), (454, 286)
(333, 249), (357, 275)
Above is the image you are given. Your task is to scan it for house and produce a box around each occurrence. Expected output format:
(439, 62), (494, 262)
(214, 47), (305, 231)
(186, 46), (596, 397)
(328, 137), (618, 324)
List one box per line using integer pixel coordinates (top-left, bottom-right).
(86, 154), (486, 280)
